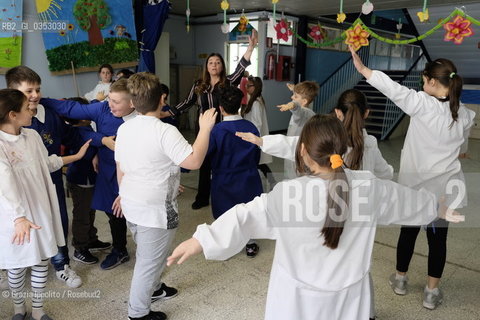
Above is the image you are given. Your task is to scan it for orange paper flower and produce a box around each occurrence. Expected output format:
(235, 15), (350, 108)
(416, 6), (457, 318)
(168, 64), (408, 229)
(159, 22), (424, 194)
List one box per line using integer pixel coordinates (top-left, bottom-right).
(443, 15), (474, 45)
(345, 24), (369, 51)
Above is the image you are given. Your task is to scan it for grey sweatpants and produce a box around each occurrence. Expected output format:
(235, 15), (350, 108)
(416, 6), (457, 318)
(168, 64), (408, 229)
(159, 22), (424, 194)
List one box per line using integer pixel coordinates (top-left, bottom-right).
(127, 222), (176, 318)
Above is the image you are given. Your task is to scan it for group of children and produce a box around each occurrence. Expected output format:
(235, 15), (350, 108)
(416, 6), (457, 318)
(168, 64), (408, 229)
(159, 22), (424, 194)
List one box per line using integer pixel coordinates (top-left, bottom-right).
(0, 43), (474, 320)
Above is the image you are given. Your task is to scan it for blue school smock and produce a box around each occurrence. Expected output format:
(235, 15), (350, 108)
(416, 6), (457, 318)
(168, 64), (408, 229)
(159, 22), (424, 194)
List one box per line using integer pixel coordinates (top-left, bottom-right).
(66, 126), (97, 186)
(40, 98), (135, 213)
(208, 115), (262, 219)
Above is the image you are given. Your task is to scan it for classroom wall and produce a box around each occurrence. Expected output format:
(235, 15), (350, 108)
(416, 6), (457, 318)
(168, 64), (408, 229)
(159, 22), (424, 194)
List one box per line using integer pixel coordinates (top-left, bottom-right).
(0, 1), (121, 99)
(305, 49), (351, 84)
(162, 15), (195, 66)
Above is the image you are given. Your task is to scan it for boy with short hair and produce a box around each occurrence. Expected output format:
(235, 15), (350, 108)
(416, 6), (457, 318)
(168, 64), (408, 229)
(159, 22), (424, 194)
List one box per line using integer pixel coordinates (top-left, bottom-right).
(5, 66), (92, 288)
(277, 80), (319, 179)
(208, 86), (263, 257)
(115, 72), (217, 320)
(40, 79), (135, 270)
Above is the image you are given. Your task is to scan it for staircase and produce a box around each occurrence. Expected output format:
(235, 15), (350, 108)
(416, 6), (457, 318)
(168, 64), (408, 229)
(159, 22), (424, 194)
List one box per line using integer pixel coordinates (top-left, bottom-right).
(354, 71), (407, 139)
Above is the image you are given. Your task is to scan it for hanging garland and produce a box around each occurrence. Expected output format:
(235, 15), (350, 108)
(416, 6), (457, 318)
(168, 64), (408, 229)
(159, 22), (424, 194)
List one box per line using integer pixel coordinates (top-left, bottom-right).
(291, 8), (480, 48)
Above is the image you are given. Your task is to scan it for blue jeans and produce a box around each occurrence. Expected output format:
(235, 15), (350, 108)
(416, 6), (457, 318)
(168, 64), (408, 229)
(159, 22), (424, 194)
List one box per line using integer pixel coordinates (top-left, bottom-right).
(51, 245), (70, 271)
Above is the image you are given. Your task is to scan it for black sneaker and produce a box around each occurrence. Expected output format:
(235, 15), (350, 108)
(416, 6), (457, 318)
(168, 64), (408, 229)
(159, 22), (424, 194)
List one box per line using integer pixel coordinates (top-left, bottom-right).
(246, 243), (259, 258)
(191, 201), (209, 210)
(151, 283), (178, 302)
(100, 249), (130, 270)
(88, 240), (112, 252)
(129, 310), (167, 320)
(73, 249), (99, 264)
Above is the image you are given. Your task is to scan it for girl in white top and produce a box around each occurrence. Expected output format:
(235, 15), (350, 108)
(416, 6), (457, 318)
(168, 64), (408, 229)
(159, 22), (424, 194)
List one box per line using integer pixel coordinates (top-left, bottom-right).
(84, 63), (114, 102)
(167, 114), (463, 320)
(238, 88), (392, 319)
(350, 46), (475, 310)
(241, 76), (276, 188)
(0, 89), (90, 320)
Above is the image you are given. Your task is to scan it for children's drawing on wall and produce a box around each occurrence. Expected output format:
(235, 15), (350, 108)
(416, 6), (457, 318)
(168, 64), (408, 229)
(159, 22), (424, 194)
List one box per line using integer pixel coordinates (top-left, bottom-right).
(0, 0), (22, 74)
(36, 0), (138, 74)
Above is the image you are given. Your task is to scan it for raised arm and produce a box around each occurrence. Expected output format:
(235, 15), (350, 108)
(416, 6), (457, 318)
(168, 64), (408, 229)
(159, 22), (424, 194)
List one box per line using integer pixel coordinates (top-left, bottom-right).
(227, 30), (257, 86)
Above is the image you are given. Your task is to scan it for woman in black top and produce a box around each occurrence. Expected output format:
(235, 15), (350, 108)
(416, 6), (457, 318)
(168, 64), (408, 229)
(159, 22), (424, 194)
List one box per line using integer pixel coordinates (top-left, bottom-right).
(167, 30), (258, 210)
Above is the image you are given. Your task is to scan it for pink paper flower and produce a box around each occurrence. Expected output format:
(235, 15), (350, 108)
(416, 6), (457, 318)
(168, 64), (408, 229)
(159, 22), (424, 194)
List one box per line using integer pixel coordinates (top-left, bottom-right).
(274, 19), (292, 42)
(443, 15), (474, 45)
(309, 25), (324, 41)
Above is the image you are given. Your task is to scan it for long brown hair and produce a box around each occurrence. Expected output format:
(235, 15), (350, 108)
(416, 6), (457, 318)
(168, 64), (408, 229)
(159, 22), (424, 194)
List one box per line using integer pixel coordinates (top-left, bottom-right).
(335, 89), (369, 170)
(295, 114), (349, 249)
(241, 76), (265, 117)
(196, 53), (227, 94)
(423, 58), (462, 127)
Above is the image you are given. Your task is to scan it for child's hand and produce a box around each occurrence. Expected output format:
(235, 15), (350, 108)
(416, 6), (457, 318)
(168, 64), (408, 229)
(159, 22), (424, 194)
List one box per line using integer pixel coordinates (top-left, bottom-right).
(438, 196), (465, 223)
(167, 237), (203, 266)
(75, 139), (92, 160)
(102, 136), (116, 151)
(177, 184), (185, 196)
(349, 45), (372, 79)
(96, 91), (106, 101)
(276, 102), (295, 112)
(199, 108), (217, 131)
(248, 29), (258, 49)
(92, 154), (99, 173)
(12, 217), (41, 245)
(112, 195), (123, 218)
(236, 132), (263, 147)
(286, 83), (295, 92)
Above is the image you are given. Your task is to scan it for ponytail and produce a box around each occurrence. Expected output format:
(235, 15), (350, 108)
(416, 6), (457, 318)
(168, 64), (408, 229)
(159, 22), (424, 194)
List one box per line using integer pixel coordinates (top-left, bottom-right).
(448, 73), (463, 127)
(295, 115), (350, 250)
(343, 103), (365, 170)
(322, 165), (349, 249)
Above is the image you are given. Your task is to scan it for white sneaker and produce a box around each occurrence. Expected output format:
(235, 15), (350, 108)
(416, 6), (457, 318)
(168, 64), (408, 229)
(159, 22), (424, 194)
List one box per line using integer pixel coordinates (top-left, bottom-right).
(56, 264), (82, 288)
(389, 273), (407, 295)
(423, 286), (443, 310)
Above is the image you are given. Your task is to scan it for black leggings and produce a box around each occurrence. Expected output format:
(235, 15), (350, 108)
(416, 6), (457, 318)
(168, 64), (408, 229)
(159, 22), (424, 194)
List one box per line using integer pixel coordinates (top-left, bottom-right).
(396, 218), (449, 278)
(258, 164), (276, 184)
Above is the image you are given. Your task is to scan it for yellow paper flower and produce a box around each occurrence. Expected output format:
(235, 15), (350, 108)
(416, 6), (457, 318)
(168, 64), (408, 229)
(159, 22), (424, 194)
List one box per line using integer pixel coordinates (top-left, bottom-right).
(417, 9), (429, 23)
(337, 12), (346, 23)
(221, 0), (229, 11)
(272, 0), (279, 3)
(345, 24), (370, 51)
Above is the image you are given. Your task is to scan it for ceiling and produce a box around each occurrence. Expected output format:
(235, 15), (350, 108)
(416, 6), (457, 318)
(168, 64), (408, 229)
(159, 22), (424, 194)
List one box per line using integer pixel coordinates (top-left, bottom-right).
(170, 0), (480, 18)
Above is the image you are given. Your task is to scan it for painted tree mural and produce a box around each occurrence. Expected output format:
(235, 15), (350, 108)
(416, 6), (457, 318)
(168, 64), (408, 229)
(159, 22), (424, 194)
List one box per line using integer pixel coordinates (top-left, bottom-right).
(73, 0), (111, 45)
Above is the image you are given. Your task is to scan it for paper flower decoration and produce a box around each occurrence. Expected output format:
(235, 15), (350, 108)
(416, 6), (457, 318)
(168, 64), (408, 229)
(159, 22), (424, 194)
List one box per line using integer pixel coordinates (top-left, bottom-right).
(337, 12), (346, 23)
(220, 0), (229, 11)
(272, 0), (279, 3)
(221, 23), (229, 34)
(361, 1), (374, 15)
(417, 9), (429, 23)
(309, 24), (325, 41)
(443, 15), (474, 45)
(274, 19), (292, 42)
(345, 23), (370, 51)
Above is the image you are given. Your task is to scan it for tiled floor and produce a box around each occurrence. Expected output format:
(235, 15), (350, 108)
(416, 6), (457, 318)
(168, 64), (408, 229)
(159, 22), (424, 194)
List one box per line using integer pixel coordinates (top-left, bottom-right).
(1, 132), (479, 320)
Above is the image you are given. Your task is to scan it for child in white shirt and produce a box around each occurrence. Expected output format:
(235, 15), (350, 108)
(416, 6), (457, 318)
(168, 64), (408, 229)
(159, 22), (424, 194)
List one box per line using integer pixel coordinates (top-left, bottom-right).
(85, 64), (113, 102)
(114, 72), (217, 320)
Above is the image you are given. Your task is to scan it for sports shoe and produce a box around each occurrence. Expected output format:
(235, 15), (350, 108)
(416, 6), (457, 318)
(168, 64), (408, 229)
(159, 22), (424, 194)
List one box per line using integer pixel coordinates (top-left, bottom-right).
(88, 240), (112, 252)
(151, 283), (178, 302)
(423, 286), (443, 310)
(73, 249), (99, 265)
(128, 310), (167, 320)
(246, 243), (259, 258)
(100, 248), (130, 270)
(56, 264), (82, 288)
(389, 273), (407, 295)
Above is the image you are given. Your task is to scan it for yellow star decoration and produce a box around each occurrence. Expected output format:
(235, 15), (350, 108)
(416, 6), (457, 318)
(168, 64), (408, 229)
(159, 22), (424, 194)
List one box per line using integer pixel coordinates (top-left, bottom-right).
(417, 9), (429, 23)
(345, 24), (370, 51)
(337, 12), (346, 23)
(221, 0), (229, 11)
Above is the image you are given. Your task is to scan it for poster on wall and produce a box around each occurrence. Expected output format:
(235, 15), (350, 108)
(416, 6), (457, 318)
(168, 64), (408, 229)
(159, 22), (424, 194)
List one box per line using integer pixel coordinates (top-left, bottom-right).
(0, 0), (22, 74)
(307, 23), (345, 51)
(37, 0), (138, 75)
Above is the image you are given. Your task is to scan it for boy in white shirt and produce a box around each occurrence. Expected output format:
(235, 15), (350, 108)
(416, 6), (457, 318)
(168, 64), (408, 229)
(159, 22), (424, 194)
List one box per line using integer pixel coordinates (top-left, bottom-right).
(114, 72), (217, 320)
